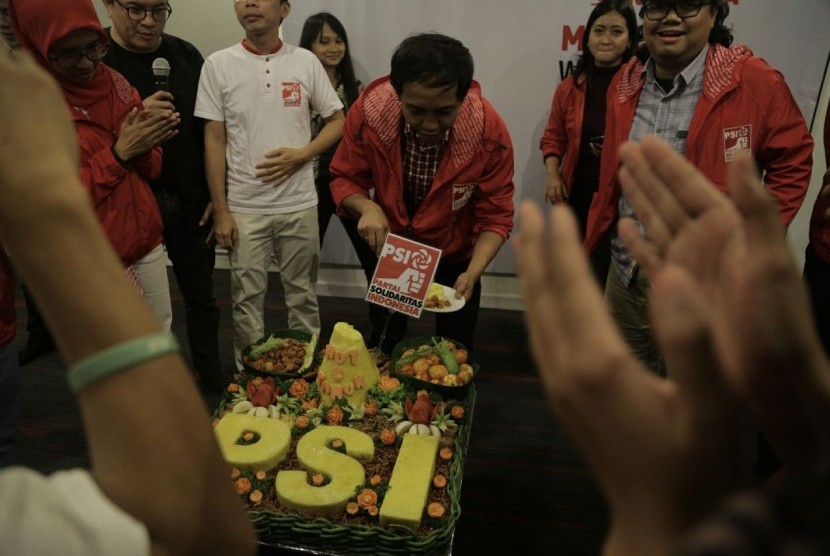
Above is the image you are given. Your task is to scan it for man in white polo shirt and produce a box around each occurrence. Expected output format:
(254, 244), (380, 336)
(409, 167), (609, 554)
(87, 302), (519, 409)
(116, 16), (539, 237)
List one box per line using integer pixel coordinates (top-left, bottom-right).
(196, 0), (344, 364)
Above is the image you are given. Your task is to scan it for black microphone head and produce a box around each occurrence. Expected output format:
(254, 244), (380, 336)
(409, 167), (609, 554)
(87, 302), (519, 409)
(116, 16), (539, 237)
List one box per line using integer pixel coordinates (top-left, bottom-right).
(152, 57), (171, 77)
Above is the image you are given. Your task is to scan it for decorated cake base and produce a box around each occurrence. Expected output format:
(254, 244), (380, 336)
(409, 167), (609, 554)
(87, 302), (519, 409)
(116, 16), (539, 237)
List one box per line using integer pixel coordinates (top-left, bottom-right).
(212, 323), (474, 555)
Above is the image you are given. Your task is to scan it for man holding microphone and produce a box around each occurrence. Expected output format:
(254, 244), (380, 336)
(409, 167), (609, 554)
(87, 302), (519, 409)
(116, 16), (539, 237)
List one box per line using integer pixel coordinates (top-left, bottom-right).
(102, 0), (225, 391)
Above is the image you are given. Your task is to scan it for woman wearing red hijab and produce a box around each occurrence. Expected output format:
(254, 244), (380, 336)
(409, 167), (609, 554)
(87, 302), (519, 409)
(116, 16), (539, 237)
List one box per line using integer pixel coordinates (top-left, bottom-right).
(9, 0), (178, 330)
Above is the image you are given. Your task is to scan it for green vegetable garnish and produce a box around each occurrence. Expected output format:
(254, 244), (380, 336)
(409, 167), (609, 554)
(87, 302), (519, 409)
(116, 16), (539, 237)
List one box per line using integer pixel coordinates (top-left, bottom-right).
(301, 333), (318, 370)
(432, 337), (460, 375)
(248, 335), (288, 359)
(393, 345), (434, 369)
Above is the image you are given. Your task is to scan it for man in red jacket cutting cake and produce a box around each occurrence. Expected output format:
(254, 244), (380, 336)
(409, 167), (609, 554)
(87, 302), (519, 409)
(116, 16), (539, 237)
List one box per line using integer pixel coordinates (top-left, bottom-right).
(330, 33), (515, 353)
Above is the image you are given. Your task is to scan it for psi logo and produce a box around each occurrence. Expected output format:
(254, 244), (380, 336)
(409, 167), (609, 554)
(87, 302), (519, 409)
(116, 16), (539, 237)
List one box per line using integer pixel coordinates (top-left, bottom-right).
(452, 183), (476, 211)
(282, 82), (302, 107)
(723, 124), (751, 162)
(366, 235), (442, 318)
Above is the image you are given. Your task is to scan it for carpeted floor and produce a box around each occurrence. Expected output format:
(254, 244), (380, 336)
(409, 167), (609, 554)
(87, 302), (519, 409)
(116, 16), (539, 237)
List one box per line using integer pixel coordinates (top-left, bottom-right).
(8, 268), (609, 555)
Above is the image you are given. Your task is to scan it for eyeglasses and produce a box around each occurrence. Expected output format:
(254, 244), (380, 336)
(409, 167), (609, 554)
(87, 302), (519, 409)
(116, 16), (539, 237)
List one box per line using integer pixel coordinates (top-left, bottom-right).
(49, 44), (109, 68)
(641, 1), (712, 21)
(113, 0), (173, 22)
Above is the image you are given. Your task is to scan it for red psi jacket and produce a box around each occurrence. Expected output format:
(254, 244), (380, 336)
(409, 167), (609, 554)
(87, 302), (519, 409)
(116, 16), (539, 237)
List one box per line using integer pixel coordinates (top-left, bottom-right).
(539, 74), (586, 194)
(585, 44), (813, 253)
(330, 78), (515, 264)
(73, 67), (164, 266)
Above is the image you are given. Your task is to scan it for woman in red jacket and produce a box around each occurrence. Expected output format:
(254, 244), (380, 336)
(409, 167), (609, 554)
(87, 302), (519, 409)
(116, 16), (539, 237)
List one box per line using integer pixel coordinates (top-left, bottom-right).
(539, 0), (637, 282)
(10, 0), (179, 330)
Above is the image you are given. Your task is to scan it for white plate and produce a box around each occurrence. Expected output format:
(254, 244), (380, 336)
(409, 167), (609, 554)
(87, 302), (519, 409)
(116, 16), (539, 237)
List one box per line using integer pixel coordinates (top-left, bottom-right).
(423, 284), (466, 313)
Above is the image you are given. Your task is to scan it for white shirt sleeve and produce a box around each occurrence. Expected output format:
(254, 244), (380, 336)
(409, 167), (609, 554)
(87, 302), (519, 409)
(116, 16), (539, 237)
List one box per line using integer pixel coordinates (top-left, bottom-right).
(195, 54), (226, 122)
(0, 467), (150, 556)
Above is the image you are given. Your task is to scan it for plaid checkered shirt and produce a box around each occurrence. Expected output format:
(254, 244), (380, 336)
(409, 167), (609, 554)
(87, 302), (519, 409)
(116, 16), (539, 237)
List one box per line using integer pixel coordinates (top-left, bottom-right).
(402, 123), (449, 217)
(612, 44), (708, 286)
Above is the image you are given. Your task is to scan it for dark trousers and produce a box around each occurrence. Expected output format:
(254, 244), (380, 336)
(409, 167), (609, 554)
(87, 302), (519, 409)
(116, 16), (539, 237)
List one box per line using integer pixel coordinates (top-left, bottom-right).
(0, 342), (20, 466)
(316, 176), (377, 279)
(368, 258), (482, 351)
(804, 243), (830, 355)
(155, 190), (221, 375)
(22, 287), (53, 347)
(570, 185), (610, 286)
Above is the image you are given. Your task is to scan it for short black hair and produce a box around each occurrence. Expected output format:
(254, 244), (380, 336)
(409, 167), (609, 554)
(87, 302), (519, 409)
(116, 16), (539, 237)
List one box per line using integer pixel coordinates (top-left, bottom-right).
(708, 0), (733, 47)
(573, 0), (639, 85)
(389, 33), (474, 101)
(299, 12), (360, 106)
(639, 0), (733, 46)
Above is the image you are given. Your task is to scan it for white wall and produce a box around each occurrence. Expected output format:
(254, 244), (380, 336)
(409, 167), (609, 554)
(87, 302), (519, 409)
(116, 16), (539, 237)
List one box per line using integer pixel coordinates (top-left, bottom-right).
(95, 1), (830, 310)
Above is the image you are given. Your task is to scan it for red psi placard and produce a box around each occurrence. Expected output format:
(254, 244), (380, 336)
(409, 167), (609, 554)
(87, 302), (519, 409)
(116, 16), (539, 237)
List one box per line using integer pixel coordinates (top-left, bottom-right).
(366, 234), (442, 319)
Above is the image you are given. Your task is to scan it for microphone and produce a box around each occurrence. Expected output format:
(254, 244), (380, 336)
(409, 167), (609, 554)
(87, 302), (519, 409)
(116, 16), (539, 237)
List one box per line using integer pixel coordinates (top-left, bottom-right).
(152, 57), (171, 91)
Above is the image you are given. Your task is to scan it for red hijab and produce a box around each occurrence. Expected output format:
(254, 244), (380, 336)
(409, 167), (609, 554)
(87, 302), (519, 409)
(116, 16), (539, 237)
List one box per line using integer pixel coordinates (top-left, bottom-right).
(9, 0), (113, 108)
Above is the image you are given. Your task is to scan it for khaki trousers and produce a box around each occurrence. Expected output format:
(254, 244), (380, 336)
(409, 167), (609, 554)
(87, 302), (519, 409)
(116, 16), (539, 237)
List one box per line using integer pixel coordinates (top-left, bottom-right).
(229, 208), (320, 365)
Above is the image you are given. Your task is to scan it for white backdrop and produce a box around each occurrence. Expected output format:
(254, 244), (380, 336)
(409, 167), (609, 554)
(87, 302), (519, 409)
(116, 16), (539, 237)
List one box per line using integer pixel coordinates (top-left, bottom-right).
(94, 0), (830, 304)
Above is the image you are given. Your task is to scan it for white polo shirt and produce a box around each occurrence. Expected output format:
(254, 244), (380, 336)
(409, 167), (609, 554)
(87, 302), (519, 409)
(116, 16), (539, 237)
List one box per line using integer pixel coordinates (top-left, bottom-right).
(0, 467), (149, 555)
(196, 41), (343, 215)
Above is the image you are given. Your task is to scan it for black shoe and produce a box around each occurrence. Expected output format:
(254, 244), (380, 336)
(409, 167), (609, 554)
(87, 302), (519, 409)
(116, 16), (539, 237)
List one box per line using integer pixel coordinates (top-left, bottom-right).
(18, 340), (56, 366)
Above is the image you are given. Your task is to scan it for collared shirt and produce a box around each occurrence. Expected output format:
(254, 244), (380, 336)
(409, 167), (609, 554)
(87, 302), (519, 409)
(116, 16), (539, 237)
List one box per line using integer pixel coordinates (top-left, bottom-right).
(402, 123), (449, 217)
(612, 44), (709, 286)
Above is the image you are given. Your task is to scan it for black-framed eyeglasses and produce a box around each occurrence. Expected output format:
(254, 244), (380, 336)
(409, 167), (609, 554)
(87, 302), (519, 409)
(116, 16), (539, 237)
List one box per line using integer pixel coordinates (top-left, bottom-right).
(49, 44), (109, 68)
(113, 0), (173, 22)
(640, 1), (712, 21)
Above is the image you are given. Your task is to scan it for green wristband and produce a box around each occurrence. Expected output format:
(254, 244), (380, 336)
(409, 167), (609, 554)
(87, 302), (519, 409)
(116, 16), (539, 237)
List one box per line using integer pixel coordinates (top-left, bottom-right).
(68, 332), (180, 394)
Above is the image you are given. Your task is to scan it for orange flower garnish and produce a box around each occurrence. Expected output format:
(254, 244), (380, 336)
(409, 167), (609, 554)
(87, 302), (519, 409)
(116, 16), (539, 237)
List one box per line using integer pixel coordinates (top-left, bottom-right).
(235, 477), (252, 495)
(433, 474), (447, 489)
(427, 502), (445, 518)
(346, 502), (360, 515)
(242, 432), (255, 442)
(364, 400), (378, 416)
(450, 405), (465, 419)
(294, 415), (309, 429)
(357, 488), (378, 509)
(331, 439), (344, 449)
(379, 428), (396, 446)
(249, 490), (263, 504)
(230, 468), (241, 479)
(370, 474), (382, 487)
(378, 376), (401, 391)
(327, 405), (344, 425)
(439, 447), (453, 461)
(301, 398), (319, 411)
(312, 473), (325, 486)
(289, 379), (309, 398)
(255, 470), (267, 480)
(227, 383), (240, 393)
(367, 505), (379, 517)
